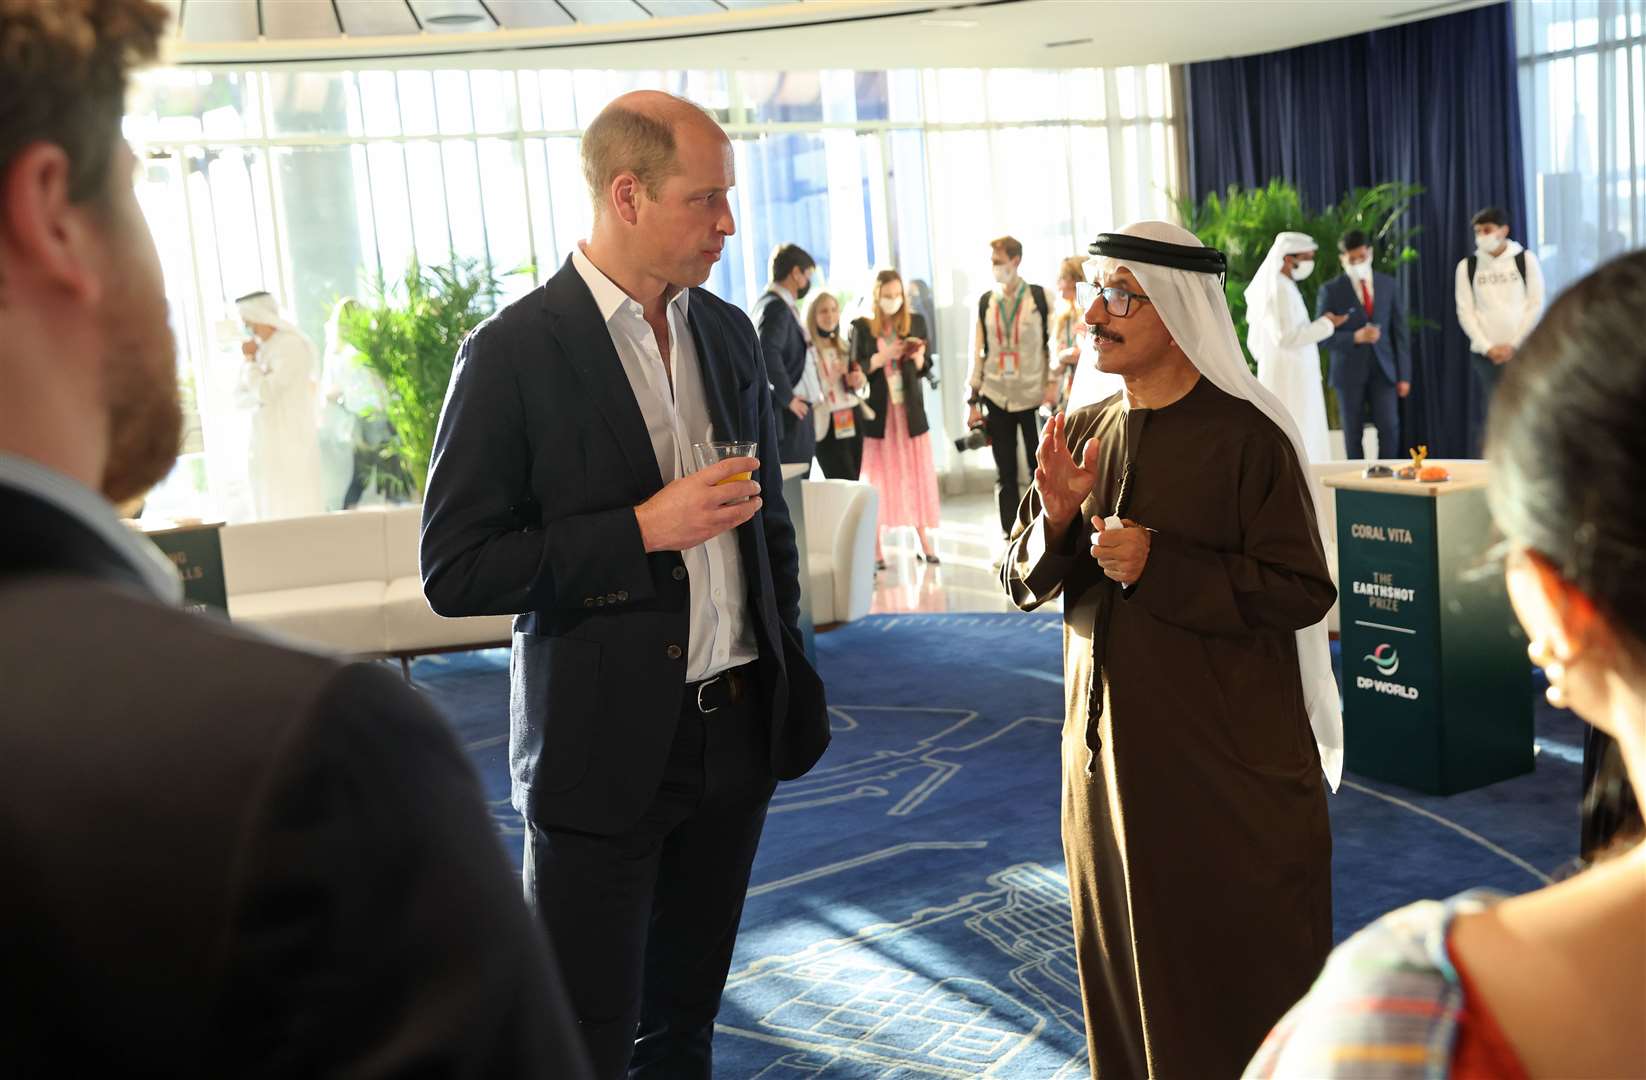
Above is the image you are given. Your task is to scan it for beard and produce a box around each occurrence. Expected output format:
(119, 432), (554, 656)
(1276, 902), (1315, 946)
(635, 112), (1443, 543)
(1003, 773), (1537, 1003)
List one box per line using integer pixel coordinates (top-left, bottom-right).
(99, 310), (182, 505)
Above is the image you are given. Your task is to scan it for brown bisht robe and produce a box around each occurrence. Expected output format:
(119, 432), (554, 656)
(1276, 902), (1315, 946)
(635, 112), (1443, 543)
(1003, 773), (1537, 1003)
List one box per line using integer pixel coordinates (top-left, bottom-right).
(1004, 376), (1336, 1077)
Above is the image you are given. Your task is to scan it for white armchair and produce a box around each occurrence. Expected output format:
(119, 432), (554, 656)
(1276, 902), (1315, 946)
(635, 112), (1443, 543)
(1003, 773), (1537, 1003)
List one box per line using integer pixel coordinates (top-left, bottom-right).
(801, 479), (878, 626)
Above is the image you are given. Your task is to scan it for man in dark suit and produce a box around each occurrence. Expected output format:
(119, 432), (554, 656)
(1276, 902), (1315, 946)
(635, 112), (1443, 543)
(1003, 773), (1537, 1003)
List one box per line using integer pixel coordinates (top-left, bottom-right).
(752, 243), (819, 465)
(0, 4), (589, 1076)
(1316, 229), (1411, 460)
(421, 91), (830, 1079)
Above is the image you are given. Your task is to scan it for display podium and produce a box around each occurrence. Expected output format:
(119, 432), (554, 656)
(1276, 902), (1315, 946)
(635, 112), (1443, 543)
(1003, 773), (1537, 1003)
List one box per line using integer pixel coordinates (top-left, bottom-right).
(1325, 463), (1532, 794)
(129, 518), (229, 616)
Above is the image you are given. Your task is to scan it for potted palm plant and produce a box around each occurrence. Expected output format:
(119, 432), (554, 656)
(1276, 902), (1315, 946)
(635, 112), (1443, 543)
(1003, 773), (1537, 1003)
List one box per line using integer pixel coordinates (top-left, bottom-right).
(339, 258), (511, 499)
(1177, 179), (1423, 426)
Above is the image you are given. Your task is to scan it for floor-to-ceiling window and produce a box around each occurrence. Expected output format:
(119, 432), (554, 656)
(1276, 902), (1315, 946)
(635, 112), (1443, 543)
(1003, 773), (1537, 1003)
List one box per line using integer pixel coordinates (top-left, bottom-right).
(1517, 0), (1646, 297)
(124, 63), (1179, 521)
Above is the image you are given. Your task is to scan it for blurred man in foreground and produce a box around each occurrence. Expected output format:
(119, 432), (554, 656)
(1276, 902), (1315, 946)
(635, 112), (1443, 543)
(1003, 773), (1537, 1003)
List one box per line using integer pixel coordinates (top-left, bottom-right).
(0, 2), (588, 1073)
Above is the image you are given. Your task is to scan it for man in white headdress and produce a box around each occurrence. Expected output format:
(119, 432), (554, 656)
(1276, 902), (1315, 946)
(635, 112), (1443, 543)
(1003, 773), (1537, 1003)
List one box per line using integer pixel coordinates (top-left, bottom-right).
(235, 291), (324, 520)
(1245, 231), (1347, 462)
(1002, 221), (1340, 1077)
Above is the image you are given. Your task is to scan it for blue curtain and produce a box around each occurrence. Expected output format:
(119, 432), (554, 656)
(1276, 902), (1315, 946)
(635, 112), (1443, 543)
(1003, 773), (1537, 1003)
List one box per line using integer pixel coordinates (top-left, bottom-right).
(1185, 2), (1525, 458)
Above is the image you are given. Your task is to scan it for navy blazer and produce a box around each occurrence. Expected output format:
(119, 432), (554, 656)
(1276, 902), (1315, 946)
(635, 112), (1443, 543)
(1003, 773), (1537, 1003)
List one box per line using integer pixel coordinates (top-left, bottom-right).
(752, 288), (808, 410)
(1316, 271), (1410, 387)
(420, 256), (830, 836)
(753, 288), (816, 462)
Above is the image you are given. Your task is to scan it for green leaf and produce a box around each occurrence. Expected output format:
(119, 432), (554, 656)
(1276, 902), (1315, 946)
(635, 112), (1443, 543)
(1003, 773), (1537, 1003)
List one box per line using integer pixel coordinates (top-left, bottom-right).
(338, 256), (507, 497)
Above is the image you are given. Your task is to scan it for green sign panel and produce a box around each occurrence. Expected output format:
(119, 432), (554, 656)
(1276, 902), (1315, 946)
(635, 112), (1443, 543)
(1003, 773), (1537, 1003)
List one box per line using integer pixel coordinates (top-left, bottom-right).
(143, 523), (229, 617)
(1336, 486), (1531, 794)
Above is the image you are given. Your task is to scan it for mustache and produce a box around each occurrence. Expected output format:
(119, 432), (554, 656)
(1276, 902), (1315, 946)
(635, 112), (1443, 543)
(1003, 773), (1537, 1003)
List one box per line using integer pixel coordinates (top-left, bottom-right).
(1090, 325), (1125, 344)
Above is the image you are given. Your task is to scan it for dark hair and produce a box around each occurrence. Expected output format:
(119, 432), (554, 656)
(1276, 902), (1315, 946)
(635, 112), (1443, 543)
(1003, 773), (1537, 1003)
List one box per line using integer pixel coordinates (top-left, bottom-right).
(770, 243), (815, 284)
(1491, 252), (1646, 860)
(1338, 229), (1370, 253)
(1472, 206), (1508, 228)
(1486, 250), (1646, 654)
(0, 0), (168, 205)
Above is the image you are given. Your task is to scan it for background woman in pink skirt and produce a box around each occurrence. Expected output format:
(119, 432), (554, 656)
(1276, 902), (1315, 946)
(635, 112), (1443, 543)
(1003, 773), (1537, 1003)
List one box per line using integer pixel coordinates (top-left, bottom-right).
(849, 268), (942, 568)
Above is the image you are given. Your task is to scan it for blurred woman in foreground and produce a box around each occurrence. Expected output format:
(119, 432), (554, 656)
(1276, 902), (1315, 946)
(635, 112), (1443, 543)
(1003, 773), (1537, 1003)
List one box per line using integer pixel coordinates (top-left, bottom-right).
(1247, 251), (1646, 1078)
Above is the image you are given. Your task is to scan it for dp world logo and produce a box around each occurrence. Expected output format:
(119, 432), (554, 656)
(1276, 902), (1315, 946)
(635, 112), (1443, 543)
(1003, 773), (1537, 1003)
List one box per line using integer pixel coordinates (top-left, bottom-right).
(1364, 644), (1400, 676)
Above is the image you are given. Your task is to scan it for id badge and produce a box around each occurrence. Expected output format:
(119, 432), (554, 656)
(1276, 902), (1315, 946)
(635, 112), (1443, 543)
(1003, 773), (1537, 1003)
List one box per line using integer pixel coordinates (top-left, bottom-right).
(832, 408), (857, 440)
(997, 350), (1020, 377)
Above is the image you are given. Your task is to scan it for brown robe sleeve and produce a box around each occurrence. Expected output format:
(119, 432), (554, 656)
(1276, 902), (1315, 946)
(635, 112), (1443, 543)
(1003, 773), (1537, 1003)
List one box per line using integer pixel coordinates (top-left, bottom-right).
(1001, 407), (1100, 610)
(1124, 424), (1334, 637)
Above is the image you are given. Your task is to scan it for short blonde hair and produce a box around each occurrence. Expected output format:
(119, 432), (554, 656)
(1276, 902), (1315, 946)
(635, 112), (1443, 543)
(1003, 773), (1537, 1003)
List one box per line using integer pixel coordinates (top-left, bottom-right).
(1057, 255), (1086, 285)
(580, 104), (682, 212)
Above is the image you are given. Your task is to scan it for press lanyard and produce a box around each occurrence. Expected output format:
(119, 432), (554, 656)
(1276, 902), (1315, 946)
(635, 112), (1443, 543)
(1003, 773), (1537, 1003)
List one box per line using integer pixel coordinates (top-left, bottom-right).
(993, 282), (1028, 351)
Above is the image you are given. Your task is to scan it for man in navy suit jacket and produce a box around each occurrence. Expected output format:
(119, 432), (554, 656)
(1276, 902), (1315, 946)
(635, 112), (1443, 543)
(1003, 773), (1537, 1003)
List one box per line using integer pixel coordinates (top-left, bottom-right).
(421, 92), (829, 1079)
(1315, 230), (1411, 460)
(752, 243), (819, 465)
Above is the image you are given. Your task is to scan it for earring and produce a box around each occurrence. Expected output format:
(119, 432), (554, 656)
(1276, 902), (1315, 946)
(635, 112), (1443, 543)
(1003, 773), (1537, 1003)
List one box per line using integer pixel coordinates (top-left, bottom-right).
(1528, 638), (1574, 709)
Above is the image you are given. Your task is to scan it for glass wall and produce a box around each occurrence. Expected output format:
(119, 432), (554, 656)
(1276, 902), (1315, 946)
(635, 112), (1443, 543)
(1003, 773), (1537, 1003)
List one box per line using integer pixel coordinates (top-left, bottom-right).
(1517, 0), (1646, 297)
(124, 63), (1180, 521)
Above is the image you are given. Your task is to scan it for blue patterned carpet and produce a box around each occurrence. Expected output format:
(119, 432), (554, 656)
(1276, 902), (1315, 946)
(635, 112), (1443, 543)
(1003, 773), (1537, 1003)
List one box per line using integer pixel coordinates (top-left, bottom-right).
(411, 612), (1583, 1079)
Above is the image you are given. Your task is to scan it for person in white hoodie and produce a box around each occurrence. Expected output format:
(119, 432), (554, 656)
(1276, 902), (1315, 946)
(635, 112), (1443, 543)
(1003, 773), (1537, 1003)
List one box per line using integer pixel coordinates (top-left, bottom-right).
(1455, 206), (1545, 454)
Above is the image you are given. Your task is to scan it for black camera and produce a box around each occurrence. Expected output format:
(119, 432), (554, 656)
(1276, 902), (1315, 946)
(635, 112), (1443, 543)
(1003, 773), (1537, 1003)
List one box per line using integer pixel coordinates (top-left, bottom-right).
(954, 421), (990, 453)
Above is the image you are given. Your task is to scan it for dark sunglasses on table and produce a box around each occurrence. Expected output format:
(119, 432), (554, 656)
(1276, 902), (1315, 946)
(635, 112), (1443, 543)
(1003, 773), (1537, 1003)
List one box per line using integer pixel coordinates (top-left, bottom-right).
(1074, 282), (1152, 318)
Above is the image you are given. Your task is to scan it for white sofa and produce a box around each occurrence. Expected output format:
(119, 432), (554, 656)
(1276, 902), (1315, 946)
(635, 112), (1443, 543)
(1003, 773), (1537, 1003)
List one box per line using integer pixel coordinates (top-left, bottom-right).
(801, 479), (878, 627)
(219, 484), (880, 662)
(1306, 459), (1478, 634)
(220, 506), (513, 661)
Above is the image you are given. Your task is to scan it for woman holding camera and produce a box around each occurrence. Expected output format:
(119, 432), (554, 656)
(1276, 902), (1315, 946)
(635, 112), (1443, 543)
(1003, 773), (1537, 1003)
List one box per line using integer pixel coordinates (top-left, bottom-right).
(851, 268), (941, 568)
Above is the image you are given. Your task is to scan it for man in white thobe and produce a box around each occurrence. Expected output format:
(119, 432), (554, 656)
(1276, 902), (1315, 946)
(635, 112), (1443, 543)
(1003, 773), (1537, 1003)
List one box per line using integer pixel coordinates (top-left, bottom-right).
(235, 291), (324, 520)
(1244, 232), (1347, 462)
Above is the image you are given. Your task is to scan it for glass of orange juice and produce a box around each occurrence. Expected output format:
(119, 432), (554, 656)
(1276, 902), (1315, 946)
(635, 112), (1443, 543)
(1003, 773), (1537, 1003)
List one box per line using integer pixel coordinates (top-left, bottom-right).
(692, 441), (757, 491)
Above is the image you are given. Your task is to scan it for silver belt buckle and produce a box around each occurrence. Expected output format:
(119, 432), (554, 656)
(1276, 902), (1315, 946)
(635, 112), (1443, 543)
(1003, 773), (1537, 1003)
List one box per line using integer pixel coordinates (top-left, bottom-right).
(696, 676), (721, 715)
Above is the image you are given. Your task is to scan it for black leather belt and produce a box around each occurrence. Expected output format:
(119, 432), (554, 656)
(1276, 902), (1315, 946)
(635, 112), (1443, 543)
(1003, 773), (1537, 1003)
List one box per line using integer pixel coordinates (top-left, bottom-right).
(688, 663), (753, 714)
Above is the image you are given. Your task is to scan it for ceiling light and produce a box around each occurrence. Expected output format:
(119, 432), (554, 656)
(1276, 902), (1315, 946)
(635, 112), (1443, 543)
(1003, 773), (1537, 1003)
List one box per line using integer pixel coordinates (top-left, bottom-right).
(428, 13), (485, 25)
(1046, 37), (1093, 49)
(919, 18), (978, 29)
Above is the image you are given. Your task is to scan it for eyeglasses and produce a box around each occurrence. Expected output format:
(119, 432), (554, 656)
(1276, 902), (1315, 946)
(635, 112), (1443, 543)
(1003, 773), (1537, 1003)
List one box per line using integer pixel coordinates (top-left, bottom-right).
(1075, 282), (1152, 318)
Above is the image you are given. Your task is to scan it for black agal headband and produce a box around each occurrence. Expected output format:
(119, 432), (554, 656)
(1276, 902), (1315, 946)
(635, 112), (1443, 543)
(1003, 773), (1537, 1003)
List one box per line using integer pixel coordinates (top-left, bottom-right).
(1087, 233), (1228, 282)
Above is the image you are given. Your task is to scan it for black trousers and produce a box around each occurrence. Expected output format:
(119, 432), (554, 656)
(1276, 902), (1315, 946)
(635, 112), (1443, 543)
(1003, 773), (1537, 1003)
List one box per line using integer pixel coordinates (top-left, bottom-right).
(983, 396), (1041, 535)
(1333, 369), (1400, 461)
(524, 675), (775, 1080)
(814, 423), (862, 481)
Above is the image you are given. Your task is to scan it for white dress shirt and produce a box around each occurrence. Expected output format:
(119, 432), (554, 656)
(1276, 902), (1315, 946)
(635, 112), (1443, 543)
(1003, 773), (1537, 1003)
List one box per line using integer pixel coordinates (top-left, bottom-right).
(572, 245), (756, 682)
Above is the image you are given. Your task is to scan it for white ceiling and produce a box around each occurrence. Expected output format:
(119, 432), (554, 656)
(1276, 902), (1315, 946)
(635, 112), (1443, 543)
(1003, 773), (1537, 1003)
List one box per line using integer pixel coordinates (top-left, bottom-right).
(159, 0), (1497, 70)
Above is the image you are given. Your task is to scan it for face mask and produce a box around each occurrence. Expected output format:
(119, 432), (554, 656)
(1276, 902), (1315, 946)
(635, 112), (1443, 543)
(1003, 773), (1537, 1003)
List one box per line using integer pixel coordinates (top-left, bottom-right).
(796, 277), (812, 301)
(991, 263), (1015, 284)
(817, 325), (838, 338)
(1475, 231), (1505, 255)
(879, 296), (904, 316)
(1346, 260), (1372, 282)
(1289, 260), (1315, 281)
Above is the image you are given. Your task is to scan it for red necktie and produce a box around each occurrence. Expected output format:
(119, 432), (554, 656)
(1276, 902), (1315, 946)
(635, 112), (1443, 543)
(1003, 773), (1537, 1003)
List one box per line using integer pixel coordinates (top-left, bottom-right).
(1361, 280), (1374, 317)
